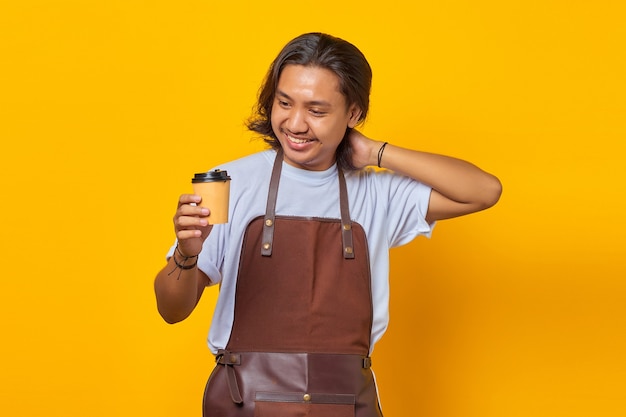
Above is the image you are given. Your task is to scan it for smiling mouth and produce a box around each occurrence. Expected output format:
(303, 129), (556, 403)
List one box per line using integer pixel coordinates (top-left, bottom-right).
(286, 134), (316, 144)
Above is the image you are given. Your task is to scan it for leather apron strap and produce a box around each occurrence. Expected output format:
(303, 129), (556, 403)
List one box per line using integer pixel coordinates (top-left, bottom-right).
(261, 149), (355, 259)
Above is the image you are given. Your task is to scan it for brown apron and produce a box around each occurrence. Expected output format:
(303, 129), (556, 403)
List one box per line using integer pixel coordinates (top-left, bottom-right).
(203, 151), (383, 417)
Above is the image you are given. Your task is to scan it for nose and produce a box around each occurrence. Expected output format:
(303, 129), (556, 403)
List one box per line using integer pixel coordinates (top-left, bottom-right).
(285, 107), (308, 134)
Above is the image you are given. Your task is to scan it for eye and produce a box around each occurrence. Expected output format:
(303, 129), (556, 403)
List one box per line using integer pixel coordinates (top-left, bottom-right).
(309, 108), (327, 116)
(277, 99), (290, 108)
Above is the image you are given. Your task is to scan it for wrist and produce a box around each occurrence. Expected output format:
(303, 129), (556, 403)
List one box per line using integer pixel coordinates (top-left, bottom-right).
(175, 244), (199, 259)
(377, 142), (389, 168)
(168, 244), (199, 279)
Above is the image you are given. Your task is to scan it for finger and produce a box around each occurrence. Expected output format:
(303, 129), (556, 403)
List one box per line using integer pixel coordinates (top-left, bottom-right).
(176, 229), (203, 240)
(178, 204), (210, 218)
(178, 193), (202, 207)
(176, 215), (209, 229)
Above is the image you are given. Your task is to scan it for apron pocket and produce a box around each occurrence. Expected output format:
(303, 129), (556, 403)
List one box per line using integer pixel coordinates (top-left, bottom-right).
(255, 391), (355, 417)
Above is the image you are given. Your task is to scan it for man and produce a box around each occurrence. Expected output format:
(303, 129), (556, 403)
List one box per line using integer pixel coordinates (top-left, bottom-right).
(155, 32), (502, 416)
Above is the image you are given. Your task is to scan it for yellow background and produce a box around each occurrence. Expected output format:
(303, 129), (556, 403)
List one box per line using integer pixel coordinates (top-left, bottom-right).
(1, 1), (624, 416)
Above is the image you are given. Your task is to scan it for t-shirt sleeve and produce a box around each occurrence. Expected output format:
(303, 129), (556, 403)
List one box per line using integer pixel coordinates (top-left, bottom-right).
(195, 224), (226, 285)
(378, 170), (434, 247)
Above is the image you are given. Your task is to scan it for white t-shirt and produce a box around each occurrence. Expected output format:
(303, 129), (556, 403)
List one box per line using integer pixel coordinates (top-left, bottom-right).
(167, 150), (433, 354)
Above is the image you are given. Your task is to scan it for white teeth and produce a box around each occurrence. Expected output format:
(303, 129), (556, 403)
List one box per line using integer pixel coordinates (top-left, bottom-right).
(287, 135), (311, 144)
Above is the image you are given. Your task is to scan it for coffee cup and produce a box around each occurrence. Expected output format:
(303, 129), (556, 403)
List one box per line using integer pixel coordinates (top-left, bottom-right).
(192, 169), (231, 224)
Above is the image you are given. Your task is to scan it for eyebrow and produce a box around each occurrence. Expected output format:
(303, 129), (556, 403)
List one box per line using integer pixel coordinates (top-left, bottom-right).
(276, 89), (332, 107)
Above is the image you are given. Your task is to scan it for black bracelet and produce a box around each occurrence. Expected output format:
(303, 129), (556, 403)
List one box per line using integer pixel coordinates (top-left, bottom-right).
(173, 253), (198, 270)
(377, 142), (388, 168)
(175, 245), (198, 262)
(168, 244), (199, 279)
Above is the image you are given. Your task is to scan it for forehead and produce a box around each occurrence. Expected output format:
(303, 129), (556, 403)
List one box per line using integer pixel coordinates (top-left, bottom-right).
(276, 65), (346, 105)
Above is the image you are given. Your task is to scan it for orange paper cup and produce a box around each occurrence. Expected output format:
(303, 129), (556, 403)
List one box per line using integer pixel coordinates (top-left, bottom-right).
(192, 169), (231, 224)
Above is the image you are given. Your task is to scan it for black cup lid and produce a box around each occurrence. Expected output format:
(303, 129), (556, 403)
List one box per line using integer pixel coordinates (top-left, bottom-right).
(192, 169), (231, 183)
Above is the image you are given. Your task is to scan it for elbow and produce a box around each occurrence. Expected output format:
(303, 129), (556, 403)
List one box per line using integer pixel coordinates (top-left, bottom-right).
(480, 175), (503, 209)
(156, 302), (192, 324)
(163, 317), (183, 325)
(159, 310), (189, 325)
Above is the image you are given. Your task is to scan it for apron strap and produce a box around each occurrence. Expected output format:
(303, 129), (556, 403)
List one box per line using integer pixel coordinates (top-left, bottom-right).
(261, 150), (354, 259)
(338, 168), (355, 259)
(215, 349), (243, 404)
(261, 150), (283, 256)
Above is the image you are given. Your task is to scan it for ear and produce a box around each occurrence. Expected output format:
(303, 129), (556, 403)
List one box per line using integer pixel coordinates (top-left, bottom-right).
(347, 104), (363, 128)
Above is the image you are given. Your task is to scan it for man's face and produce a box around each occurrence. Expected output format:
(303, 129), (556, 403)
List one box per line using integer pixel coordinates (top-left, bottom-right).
(270, 64), (361, 171)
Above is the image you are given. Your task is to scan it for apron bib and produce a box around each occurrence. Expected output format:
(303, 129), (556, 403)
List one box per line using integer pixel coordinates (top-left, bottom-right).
(203, 151), (383, 417)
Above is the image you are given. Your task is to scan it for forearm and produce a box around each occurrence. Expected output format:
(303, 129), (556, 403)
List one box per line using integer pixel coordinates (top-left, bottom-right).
(379, 143), (502, 207)
(154, 193), (215, 323)
(154, 257), (209, 323)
